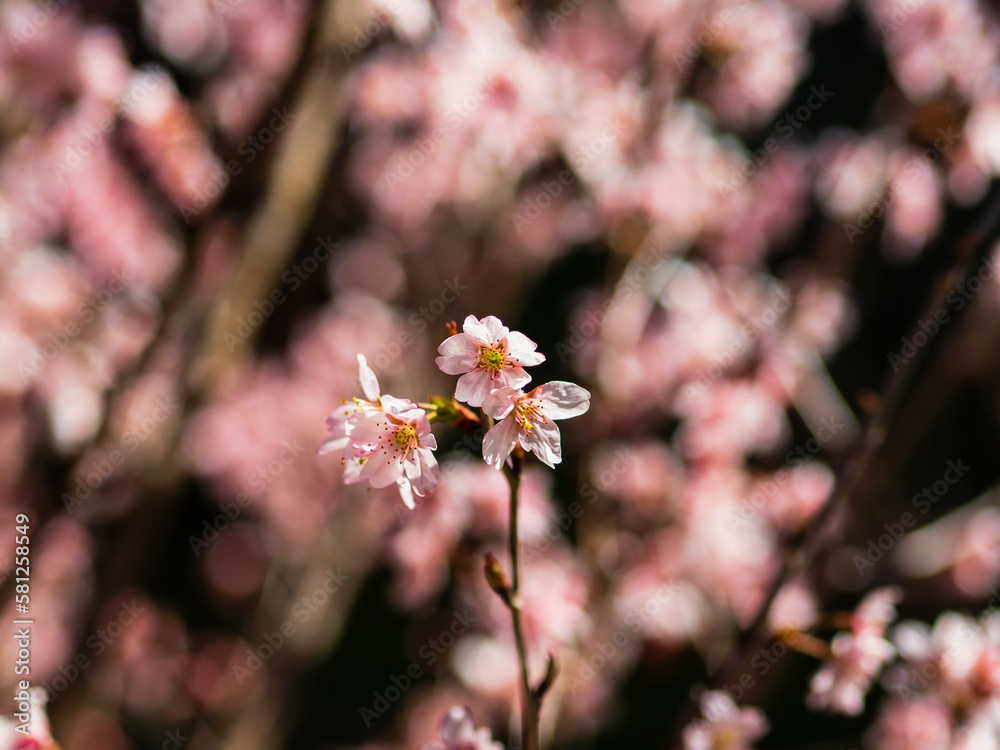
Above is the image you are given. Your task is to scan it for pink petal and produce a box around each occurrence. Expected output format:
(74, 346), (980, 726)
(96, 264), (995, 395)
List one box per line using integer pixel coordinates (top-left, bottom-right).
(482, 386), (522, 420)
(520, 419), (561, 467)
(357, 354), (380, 402)
(438, 331), (481, 356)
(461, 314), (492, 342)
(505, 331), (545, 366)
(482, 417), (520, 470)
(367, 456), (404, 488)
(496, 366), (532, 391)
(534, 381), (591, 419)
(346, 412), (387, 446)
(477, 315), (510, 342)
(381, 395), (418, 414)
(406, 447), (439, 496)
(436, 333), (481, 374)
(343, 457), (365, 484)
(317, 435), (348, 455)
(397, 476), (415, 508)
(455, 368), (497, 407)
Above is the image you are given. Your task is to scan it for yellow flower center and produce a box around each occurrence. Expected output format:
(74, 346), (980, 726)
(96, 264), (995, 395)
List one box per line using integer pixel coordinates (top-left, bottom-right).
(513, 398), (546, 433)
(479, 345), (506, 374)
(394, 424), (417, 449)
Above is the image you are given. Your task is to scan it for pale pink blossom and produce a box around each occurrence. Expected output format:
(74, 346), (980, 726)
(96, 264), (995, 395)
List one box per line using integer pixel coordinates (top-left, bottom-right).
(682, 690), (769, 750)
(344, 399), (439, 509)
(317, 353), (393, 456)
(436, 315), (545, 407)
(420, 705), (503, 750)
(481, 382), (590, 469)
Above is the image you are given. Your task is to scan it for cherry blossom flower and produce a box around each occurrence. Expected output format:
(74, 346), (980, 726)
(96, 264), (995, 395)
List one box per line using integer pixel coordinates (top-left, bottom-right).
(344, 398), (439, 508)
(317, 353), (395, 456)
(481, 382), (591, 469)
(682, 690), (769, 750)
(436, 315), (545, 407)
(420, 705), (503, 750)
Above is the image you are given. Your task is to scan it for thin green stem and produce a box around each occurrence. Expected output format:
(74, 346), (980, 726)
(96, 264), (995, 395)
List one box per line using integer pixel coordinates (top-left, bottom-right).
(505, 460), (539, 750)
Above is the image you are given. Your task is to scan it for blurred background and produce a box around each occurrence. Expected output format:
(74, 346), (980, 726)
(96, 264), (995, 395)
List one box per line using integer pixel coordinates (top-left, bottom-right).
(3, 0), (1000, 748)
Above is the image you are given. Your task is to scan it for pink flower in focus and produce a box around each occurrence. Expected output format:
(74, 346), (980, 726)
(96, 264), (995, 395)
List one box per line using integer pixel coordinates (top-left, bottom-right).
(344, 400), (439, 509)
(420, 705), (503, 750)
(436, 315), (545, 407)
(682, 690), (769, 750)
(317, 354), (393, 456)
(481, 382), (591, 469)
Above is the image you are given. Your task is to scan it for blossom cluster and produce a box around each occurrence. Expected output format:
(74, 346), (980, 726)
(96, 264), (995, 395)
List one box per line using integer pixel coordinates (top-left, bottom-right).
(319, 315), (591, 506)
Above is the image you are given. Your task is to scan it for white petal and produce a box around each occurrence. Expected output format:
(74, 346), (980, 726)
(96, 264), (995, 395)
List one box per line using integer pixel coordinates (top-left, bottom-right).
(505, 331), (545, 365)
(343, 457), (365, 484)
(455, 369), (496, 407)
(436, 333), (481, 374)
(438, 332), (481, 356)
(482, 386), (522, 419)
(478, 315), (510, 342)
(461, 314), (491, 342)
(482, 417), (520, 470)
(357, 354), (381, 402)
(317, 435), (348, 455)
(380, 395), (419, 414)
(521, 419), (561, 467)
(408, 447), (439, 496)
(397, 476), (415, 509)
(497, 366), (532, 391)
(368, 457), (404, 488)
(534, 381), (591, 419)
